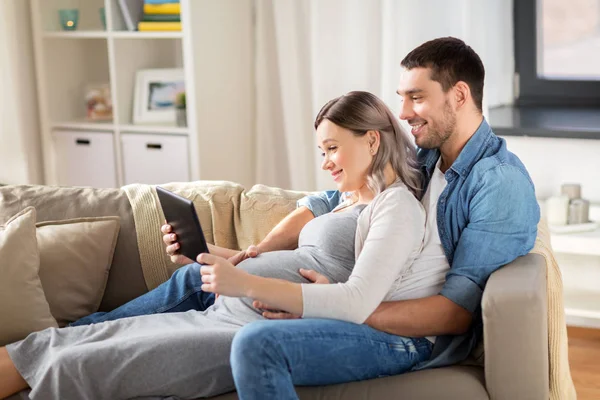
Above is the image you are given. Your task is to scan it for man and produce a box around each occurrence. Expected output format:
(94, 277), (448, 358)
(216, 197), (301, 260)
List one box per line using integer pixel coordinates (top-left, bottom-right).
(228, 37), (540, 399)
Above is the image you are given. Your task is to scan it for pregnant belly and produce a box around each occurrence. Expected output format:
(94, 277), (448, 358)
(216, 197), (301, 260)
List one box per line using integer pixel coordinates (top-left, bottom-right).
(236, 250), (316, 284)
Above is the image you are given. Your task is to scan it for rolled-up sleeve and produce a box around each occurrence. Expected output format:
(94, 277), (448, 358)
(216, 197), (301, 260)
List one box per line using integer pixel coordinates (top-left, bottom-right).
(440, 165), (540, 314)
(296, 190), (341, 217)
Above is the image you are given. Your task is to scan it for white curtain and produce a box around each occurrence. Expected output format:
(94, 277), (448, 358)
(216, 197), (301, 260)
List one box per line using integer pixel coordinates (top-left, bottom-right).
(0, 0), (43, 185)
(254, 0), (514, 191)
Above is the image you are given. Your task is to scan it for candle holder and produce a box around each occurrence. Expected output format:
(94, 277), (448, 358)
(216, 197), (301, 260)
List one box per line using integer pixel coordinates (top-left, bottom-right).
(59, 9), (79, 31)
(99, 7), (106, 30)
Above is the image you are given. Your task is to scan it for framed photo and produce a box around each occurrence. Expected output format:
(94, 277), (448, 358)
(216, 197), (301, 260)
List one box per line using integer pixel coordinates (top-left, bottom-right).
(133, 68), (185, 125)
(85, 83), (113, 121)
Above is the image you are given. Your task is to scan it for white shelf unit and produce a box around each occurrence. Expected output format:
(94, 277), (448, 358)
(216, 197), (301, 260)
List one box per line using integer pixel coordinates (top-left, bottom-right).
(547, 202), (600, 328)
(30, 0), (255, 188)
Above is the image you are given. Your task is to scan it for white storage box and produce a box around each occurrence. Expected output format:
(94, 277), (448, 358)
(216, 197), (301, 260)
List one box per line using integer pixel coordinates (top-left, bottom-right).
(52, 130), (117, 188)
(121, 133), (190, 185)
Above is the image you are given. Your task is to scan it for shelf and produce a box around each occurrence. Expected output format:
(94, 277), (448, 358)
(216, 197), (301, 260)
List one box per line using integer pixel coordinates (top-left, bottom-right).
(119, 124), (188, 135)
(52, 121), (114, 131)
(551, 228), (600, 256)
(51, 121), (188, 135)
(43, 31), (109, 39)
(112, 31), (183, 39)
(564, 289), (600, 328)
(42, 31), (183, 39)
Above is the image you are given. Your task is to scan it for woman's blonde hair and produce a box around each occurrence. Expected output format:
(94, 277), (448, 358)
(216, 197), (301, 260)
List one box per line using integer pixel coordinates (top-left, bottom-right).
(314, 91), (422, 198)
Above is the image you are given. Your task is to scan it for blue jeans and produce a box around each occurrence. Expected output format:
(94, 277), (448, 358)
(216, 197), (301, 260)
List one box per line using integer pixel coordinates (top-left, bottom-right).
(70, 263), (216, 326)
(230, 319), (433, 400)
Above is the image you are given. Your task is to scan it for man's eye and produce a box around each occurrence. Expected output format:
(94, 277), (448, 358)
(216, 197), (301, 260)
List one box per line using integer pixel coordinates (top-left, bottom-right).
(412, 96), (422, 101)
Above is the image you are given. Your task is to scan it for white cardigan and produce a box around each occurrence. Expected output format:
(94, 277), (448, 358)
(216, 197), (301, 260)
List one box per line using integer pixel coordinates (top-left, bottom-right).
(301, 181), (426, 324)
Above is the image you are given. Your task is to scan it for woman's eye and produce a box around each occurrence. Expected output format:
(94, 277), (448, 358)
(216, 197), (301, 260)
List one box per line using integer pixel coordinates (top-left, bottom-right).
(328, 146), (337, 152)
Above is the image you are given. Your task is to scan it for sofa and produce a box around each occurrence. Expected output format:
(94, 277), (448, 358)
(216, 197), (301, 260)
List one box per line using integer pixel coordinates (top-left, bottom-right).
(0, 182), (550, 400)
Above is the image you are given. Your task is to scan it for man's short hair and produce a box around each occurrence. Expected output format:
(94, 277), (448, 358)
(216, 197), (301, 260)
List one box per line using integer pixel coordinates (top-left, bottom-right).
(401, 37), (485, 112)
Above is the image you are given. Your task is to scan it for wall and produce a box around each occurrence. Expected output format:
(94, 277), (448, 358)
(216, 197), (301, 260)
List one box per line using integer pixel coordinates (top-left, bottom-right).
(502, 136), (600, 202)
(0, 0), (43, 185)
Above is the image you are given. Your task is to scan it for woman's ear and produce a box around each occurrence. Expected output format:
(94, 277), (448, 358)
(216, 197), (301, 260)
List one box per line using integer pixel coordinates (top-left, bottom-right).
(366, 130), (380, 154)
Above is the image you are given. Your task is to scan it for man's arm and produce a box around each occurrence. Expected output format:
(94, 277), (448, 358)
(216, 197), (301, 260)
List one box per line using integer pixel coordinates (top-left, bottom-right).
(256, 206), (315, 252)
(257, 190), (341, 253)
(365, 295), (472, 336)
(367, 165), (539, 338)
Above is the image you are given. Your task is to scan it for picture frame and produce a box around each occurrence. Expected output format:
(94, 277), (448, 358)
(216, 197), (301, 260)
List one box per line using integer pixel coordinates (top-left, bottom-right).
(133, 68), (185, 125)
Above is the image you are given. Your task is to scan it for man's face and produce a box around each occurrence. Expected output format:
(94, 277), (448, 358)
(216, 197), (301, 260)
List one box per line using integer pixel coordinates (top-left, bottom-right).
(397, 67), (457, 149)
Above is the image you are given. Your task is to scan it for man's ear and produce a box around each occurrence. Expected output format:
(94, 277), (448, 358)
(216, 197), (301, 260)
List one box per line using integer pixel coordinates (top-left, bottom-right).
(454, 81), (471, 109)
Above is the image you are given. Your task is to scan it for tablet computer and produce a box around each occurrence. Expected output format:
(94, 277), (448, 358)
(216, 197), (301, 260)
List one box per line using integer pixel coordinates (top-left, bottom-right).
(156, 186), (210, 260)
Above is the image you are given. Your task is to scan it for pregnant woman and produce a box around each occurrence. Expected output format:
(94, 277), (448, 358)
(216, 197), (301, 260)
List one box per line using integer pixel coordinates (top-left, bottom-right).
(0, 91), (428, 400)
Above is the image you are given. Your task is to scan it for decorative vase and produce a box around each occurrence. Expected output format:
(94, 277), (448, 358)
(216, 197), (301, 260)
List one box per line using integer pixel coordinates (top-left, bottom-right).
(176, 108), (187, 127)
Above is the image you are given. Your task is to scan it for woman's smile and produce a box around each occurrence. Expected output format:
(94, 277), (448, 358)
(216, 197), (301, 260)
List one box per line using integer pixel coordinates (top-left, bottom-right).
(332, 169), (343, 181)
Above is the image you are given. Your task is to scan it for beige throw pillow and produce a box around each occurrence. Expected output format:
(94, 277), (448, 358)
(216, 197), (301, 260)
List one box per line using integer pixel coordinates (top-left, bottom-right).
(0, 207), (57, 346)
(36, 217), (120, 327)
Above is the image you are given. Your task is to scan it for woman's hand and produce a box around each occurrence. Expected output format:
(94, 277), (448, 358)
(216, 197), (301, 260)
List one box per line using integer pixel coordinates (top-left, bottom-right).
(252, 268), (330, 319)
(198, 253), (251, 297)
(161, 222), (194, 265)
(227, 245), (260, 266)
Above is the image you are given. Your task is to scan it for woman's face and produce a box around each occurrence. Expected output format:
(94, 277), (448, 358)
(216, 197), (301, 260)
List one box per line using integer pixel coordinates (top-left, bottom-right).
(316, 119), (374, 193)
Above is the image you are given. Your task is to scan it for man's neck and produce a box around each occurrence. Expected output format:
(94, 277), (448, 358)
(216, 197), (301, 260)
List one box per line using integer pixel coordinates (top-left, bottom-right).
(438, 114), (484, 173)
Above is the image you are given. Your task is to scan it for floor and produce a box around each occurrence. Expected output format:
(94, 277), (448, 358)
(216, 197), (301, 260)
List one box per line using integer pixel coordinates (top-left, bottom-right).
(568, 326), (600, 400)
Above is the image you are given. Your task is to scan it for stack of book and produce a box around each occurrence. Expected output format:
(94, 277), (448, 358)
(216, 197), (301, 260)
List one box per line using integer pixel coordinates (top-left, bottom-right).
(138, 0), (181, 31)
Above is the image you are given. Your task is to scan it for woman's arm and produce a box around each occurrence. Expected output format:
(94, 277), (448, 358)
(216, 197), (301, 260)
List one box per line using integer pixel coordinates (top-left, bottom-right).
(300, 188), (425, 324)
(199, 188), (425, 322)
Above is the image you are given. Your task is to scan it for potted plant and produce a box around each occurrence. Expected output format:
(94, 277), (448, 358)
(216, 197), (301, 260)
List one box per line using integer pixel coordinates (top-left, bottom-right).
(175, 91), (187, 127)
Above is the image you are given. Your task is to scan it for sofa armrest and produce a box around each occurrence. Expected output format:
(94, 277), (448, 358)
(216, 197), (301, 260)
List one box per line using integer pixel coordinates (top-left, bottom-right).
(482, 253), (549, 400)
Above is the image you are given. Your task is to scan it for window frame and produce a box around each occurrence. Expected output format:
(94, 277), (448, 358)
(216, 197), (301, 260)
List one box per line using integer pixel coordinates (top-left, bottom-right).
(514, 0), (600, 107)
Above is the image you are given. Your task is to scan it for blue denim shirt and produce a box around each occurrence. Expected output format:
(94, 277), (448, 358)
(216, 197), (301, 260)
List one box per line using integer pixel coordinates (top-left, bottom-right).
(297, 118), (540, 368)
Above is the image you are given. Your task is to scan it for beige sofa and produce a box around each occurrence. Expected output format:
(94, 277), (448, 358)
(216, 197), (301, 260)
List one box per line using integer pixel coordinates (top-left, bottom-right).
(0, 183), (550, 400)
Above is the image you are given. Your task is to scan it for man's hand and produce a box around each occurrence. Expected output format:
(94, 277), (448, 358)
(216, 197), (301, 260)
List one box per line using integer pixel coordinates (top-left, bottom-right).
(227, 245), (260, 266)
(162, 222), (195, 265)
(252, 268), (330, 319)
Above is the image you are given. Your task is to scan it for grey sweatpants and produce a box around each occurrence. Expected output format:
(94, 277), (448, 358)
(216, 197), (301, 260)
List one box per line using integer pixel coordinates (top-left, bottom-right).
(6, 311), (240, 400)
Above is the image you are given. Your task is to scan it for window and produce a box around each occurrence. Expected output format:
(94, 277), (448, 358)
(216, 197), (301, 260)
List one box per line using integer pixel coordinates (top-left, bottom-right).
(514, 0), (600, 106)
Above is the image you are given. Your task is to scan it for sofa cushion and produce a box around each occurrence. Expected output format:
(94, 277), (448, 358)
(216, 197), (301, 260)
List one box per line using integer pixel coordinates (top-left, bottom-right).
(236, 184), (311, 249)
(0, 185), (146, 312)
(210, 366), (488, 400)
(0, 207), (57, 346)
(36, 217), (121, 327)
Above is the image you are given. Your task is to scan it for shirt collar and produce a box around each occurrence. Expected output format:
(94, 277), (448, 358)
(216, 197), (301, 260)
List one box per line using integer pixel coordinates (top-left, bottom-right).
(450, 118), (493, 177)
(420, 117), (493, 179)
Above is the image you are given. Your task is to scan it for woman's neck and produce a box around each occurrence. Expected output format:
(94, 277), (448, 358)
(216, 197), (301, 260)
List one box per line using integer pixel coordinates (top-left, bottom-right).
(356, 164), (398, 204)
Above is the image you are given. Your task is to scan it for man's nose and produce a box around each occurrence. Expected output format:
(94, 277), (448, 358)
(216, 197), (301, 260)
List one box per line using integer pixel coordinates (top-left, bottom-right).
(399, 101), (414, 121)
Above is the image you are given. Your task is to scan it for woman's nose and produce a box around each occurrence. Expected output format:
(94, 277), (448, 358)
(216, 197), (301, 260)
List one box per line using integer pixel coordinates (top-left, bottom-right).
(321, 156), (332, 170)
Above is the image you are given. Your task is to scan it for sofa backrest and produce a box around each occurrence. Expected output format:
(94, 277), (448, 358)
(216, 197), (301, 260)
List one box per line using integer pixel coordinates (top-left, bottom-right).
(0, 185), (147, 311)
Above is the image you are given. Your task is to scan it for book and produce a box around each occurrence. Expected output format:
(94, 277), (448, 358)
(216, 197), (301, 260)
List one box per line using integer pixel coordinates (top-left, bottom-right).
(145, 0), (179, 3)
(144, 3), (180, 14)
(143, 14), (181, 22)
(118, 0), (145, 31)
(138, 21), (182, 31)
